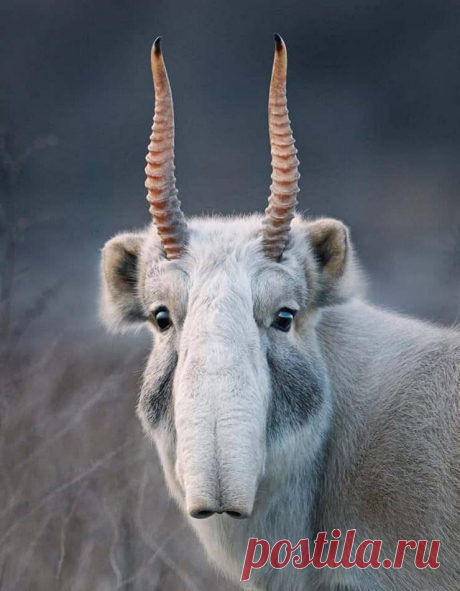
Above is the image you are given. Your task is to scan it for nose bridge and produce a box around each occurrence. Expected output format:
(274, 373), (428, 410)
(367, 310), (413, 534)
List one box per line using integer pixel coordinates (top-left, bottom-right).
(176, 327), (264, 455)
(178, 277), (260, 383)
(178, 287), (264, 413)
(174, 282), (267, 519)
(186, 287), (252, 349)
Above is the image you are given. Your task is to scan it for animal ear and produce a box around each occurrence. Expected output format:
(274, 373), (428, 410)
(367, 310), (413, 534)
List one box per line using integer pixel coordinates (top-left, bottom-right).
(308, 218), (348, 277)
(100, 232), (147, 332)
(306, 218), (359, 306)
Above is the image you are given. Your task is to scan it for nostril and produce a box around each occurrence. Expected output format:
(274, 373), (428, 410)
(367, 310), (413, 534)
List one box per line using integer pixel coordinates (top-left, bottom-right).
(189, 508), (215, 519)
(225, 510), (249, 519)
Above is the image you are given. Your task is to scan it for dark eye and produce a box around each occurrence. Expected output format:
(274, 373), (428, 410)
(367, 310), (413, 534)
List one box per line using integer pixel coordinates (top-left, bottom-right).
(272, 308), (296, 332)
(152, 307), (172, 332)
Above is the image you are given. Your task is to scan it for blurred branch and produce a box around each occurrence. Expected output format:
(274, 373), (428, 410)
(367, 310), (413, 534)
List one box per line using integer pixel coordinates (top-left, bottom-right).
(0, 438), (136, 547)
(56, 483), (87, 584)
(134, 469), (202, 591)
(113, 521), (192, 591)
(11, 279), (65, 343)
(14, 359), (135, 473)
(11, 511), (52, 589)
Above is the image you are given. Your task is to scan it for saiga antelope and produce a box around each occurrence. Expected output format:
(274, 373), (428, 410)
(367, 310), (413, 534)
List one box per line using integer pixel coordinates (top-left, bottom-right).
(100, 35), (460, 590)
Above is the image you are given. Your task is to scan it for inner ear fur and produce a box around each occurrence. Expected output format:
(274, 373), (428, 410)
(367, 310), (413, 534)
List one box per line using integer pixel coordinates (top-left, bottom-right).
(308, 218), (348, 278)
(305, 218), (360, 307)
(100, 232), (146, 331)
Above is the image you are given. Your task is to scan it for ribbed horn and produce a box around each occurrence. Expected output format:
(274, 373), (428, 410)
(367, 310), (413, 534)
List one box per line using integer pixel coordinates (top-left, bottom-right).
(261, 34), (300, 260)
(145, 37), (187, 259)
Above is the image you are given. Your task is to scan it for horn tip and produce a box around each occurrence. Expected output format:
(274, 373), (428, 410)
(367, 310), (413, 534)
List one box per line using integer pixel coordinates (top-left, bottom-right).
(152, 36), (162, 57)
(273, 33), (284, 53)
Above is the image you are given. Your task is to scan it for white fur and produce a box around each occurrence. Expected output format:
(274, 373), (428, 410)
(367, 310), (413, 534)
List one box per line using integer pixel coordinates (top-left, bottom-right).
(101, 214), (460, 590)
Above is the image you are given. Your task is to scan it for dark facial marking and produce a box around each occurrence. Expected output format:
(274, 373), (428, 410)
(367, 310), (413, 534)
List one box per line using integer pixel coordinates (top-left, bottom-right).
(139, 352), (177, 428)
(266, 345), (326, 442)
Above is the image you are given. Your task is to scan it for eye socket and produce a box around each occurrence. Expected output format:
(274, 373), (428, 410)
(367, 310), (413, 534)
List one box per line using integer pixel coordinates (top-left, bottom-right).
(272, 308), (296, 332)
(152, 307), (172, 332)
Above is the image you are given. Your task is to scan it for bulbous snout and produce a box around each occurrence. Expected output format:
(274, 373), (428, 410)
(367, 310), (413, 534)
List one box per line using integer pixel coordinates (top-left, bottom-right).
(181, 459), (259, 521)
(183, 458), (257, 519)
(176, 417), (263, 520)
(174, 337), (269, 523)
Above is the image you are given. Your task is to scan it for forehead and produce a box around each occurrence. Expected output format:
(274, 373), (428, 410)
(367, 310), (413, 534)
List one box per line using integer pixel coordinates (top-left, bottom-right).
(142, 215), (308, 314)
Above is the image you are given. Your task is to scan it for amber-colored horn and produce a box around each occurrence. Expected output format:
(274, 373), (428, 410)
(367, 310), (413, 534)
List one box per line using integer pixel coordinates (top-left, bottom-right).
(261, 34), (300, 260)
(145, 37), (187, 259)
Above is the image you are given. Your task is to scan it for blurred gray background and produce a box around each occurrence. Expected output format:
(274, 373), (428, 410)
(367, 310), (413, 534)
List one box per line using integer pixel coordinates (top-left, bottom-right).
(1, 0), (460, 589)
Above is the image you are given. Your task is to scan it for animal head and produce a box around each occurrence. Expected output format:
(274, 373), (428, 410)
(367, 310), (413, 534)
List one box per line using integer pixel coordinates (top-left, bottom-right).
(100, 35), (361, 520)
